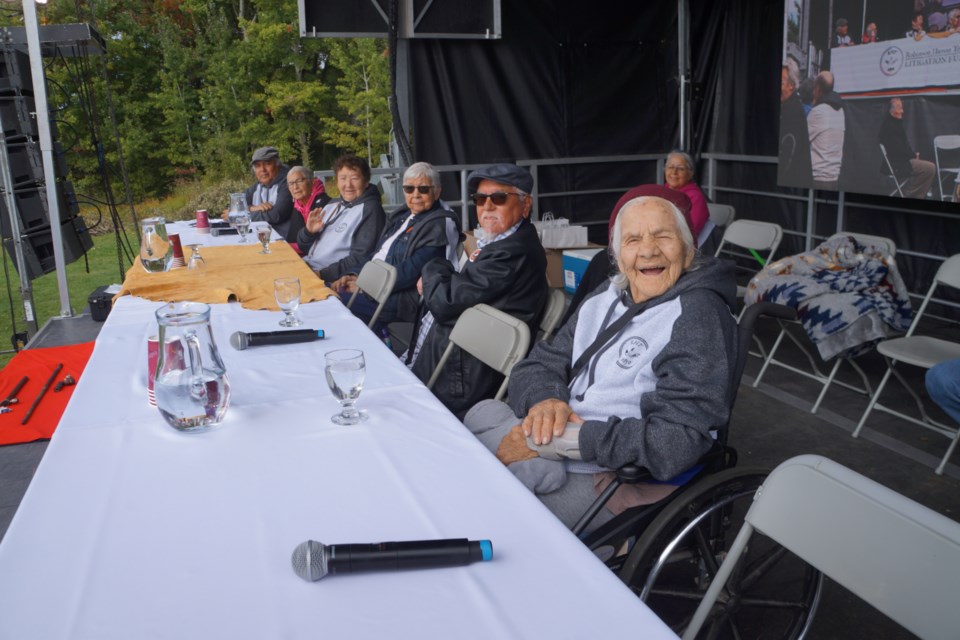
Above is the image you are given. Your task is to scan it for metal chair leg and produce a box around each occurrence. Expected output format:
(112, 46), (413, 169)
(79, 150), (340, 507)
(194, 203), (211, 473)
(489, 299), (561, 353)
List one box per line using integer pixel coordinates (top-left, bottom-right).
(853, 364), (895, 438)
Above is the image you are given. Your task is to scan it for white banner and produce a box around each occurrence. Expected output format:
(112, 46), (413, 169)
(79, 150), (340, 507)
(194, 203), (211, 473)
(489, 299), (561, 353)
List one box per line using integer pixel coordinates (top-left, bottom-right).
(832, 36), (960, 94)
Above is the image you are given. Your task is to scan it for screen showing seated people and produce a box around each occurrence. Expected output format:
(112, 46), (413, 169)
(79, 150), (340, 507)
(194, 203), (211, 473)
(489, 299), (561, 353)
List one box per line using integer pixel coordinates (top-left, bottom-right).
(780, 0), (960, 202)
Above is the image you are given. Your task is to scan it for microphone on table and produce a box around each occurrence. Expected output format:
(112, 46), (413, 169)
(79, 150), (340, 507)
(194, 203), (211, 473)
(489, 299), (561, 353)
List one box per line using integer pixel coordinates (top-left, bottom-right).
(291, 538), (493, 582)
(230, 329), (325, 351)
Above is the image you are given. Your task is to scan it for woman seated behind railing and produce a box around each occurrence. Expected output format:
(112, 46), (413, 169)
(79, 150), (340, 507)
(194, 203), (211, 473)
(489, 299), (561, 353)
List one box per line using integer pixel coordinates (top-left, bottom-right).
(464, 195), (738, 531)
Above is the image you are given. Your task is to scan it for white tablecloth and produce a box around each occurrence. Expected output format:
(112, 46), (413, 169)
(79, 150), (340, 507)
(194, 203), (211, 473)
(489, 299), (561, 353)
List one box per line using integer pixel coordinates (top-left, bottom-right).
(0, 296), (677, 639)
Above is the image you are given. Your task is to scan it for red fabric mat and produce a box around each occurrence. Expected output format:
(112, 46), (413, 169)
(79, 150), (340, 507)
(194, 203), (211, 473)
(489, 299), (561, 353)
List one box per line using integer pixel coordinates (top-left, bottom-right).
(0, 342), (95, 445)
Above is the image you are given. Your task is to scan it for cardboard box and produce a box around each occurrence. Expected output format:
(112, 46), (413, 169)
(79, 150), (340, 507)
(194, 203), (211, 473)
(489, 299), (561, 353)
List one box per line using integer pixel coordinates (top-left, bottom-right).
(562, 248), (605, 294)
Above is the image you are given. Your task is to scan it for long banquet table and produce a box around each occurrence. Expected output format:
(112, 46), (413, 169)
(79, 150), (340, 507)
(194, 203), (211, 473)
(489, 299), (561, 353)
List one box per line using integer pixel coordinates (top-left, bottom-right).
(0, 231), (678, 639)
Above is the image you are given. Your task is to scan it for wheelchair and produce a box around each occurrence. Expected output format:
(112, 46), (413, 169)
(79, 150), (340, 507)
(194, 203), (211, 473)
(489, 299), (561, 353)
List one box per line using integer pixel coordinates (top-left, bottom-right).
(571, 302), (824, 639)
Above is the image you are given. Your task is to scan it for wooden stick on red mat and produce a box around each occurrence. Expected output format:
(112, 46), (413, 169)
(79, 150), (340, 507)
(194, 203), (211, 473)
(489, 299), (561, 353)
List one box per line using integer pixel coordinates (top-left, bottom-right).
(21, 364), (62, 426)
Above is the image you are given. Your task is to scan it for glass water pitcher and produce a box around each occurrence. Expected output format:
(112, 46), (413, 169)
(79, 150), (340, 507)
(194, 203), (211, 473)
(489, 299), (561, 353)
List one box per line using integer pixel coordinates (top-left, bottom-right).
(153, 302), (231, 432)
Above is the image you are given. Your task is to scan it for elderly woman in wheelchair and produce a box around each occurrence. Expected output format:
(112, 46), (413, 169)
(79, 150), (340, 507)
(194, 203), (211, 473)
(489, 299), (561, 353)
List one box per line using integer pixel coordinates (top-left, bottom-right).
(464, 194), (738, 530)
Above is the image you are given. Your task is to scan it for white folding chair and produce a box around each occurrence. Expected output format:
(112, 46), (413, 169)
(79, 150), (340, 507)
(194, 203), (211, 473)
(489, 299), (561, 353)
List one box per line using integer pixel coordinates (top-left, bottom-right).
(425, 303), (531, 401)
(714, 219), (783, 301)
(752, 233), (897, 414)
(880, 143), (908, 198)
(933, 135), (960, 202)
(697, 203), (735, 248)
(854, 253), (960, 474)
(538, 289), (566, 342)
(683, 455), (960, 640)
(346, 259), (398, 328)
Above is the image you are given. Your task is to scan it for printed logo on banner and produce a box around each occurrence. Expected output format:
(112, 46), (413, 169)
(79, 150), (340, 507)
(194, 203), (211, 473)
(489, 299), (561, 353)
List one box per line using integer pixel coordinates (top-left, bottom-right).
(880, 46), (904, 76)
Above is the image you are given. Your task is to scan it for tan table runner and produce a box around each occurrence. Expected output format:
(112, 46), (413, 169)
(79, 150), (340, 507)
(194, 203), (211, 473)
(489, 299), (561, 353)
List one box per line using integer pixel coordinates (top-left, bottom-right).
(115, 242), (336, 311)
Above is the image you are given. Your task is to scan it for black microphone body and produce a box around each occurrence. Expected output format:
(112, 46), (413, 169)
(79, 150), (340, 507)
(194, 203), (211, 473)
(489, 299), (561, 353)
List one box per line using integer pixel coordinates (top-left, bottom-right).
(230, 329), (325, 350)
(292, 538), (492, 581)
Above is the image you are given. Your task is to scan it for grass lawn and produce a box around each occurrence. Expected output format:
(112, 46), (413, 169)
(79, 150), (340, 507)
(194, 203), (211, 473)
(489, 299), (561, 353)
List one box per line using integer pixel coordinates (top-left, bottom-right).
(0, 230), (136, 370)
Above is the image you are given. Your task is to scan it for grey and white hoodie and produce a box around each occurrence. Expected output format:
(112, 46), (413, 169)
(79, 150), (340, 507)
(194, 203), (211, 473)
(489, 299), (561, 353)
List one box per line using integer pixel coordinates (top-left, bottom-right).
(507, 256), (738, 481)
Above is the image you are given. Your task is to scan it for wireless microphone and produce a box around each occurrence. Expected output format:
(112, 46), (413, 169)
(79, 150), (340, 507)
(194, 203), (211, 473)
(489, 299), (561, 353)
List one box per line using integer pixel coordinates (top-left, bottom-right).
(230, 329), (325, 350)
(291, 538), (492, 581)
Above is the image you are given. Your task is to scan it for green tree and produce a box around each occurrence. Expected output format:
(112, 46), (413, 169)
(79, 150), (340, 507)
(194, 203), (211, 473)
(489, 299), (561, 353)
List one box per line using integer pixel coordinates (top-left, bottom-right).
(321, 38), (391, 166)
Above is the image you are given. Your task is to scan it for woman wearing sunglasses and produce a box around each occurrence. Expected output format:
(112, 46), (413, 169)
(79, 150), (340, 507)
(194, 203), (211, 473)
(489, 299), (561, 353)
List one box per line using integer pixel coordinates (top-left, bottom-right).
(335, 162), (461, 327)
(298, 155), (386, 283)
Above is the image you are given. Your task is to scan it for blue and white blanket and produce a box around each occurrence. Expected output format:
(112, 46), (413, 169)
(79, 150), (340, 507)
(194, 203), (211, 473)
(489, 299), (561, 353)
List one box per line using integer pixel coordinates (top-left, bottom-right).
(745, 235), (913, 360)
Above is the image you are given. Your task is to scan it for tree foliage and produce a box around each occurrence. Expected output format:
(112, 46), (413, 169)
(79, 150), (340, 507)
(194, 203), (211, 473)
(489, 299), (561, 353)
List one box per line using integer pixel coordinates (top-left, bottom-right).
(1, 0), (392, 203)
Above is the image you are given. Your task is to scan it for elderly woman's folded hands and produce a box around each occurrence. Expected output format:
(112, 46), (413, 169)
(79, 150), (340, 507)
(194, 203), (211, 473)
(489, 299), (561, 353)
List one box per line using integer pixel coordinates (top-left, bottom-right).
(495, 398), (584, 465)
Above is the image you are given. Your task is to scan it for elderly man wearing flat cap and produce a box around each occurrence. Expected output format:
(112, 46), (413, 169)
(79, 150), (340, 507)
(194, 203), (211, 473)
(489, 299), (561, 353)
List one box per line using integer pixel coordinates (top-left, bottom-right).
(226, 146), (302, 243)
(405, 163), (549, 418)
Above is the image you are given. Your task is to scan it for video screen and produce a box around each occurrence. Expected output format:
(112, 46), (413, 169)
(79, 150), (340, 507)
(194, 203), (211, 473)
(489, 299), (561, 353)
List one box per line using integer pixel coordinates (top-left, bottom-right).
(779, 0), (960, 202)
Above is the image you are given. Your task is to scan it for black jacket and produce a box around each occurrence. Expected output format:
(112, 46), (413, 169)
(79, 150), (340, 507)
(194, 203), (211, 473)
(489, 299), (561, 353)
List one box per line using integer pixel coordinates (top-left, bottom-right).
(371, 201), (460, 323)
(244, 166), (303, 243)
(778, 92), (813, 187)
(410, 219), (548, 418)
(879, 114), (914, 178)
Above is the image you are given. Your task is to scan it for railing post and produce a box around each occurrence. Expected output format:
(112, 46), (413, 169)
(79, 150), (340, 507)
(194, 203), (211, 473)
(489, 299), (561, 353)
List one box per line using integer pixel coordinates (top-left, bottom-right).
(460, 169), (470, 232)
(806, 188), (816, 251)
(529, 163), (539, 221)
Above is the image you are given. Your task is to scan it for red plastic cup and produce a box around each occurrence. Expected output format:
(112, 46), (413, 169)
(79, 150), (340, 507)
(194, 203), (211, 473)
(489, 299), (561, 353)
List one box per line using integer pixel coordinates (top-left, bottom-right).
(196, 209), (210, 234)
(147, 335), (185, 406)
(168, 233), (185, 268)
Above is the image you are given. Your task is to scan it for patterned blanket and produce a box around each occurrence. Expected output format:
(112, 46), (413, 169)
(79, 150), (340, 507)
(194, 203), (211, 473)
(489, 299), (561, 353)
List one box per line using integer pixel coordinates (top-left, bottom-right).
(745, 235), (913, 360)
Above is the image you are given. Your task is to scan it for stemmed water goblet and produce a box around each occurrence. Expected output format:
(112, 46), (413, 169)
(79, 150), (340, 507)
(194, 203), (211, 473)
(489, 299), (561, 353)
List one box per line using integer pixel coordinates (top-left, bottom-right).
(325, 349), (368, 425)
(185, 244), (206, 270)
(274, 277), (303, 327)
(257, 224), (272, 254)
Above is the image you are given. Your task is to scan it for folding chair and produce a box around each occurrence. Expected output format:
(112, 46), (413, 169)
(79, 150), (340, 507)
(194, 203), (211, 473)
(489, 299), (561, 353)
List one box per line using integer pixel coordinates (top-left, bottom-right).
(697, 202), (735, 249)
(880, 143), (908, 198)
(346, 259), (398, 328)
(425, 304), (531, 401)
(683, 455), (960, 640)
(538, 289), (566, 342)
(714, 219), (783, 301)
(854, 253), (960, 474)
(752, 233), (897, 413)
(933, 135), (960, 202)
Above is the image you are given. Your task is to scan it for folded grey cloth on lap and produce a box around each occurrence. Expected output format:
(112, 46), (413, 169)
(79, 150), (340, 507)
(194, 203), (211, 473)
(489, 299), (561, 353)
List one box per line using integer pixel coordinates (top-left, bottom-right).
(463, 399), (567, 494)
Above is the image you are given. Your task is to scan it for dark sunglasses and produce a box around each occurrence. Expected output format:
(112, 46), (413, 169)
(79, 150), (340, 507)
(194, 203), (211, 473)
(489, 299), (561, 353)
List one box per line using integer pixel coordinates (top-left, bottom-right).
(472, 192), (524, 206)
(402, 185), (434, 194)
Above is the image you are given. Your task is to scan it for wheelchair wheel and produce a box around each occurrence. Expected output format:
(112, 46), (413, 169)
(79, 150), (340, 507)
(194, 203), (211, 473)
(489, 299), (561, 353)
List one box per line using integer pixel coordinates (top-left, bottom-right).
(617, 467), (823, 639)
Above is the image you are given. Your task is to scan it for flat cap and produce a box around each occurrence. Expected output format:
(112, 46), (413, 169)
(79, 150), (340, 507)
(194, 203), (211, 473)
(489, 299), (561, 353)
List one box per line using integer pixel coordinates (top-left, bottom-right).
(251, 146), (280, 164)
(467, 163), (534, 194)
(835, 18), (848, 28)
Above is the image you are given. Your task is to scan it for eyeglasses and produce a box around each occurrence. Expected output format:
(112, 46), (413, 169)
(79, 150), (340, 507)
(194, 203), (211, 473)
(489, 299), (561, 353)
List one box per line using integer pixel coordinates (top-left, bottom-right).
(402, 185), (435, 194)
(287, 178), (309, 187)
(472, 192), (524, 206)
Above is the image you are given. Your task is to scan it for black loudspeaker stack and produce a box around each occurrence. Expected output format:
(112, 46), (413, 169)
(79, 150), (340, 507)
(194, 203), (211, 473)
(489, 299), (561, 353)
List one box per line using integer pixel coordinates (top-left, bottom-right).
(0, 47), (91, 280)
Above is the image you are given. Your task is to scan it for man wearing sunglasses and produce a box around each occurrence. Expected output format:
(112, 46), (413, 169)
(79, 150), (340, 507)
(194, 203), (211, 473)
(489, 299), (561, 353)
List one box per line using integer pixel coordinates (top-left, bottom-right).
(406, 163), (549, 418)
(334, 162), (460, 326)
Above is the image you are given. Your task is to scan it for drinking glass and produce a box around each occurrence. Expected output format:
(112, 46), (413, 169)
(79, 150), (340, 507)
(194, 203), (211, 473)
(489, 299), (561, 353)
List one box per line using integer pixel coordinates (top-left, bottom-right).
(234, 211), (251, 243)
(257, 224), (272, 254)
(185, 244), (206, 270)
(325, 349), (368, 425)
(227, 193), (251, 243)
(274, 277), (303, 327)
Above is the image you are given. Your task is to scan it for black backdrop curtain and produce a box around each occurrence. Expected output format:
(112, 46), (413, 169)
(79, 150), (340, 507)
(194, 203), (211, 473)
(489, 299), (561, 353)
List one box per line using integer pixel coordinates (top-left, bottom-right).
(407, 0), (958, 305)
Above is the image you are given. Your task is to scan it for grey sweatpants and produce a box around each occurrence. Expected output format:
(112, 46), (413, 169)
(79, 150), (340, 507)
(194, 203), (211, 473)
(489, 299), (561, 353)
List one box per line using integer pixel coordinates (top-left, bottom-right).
(463, 399), (615, 532)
